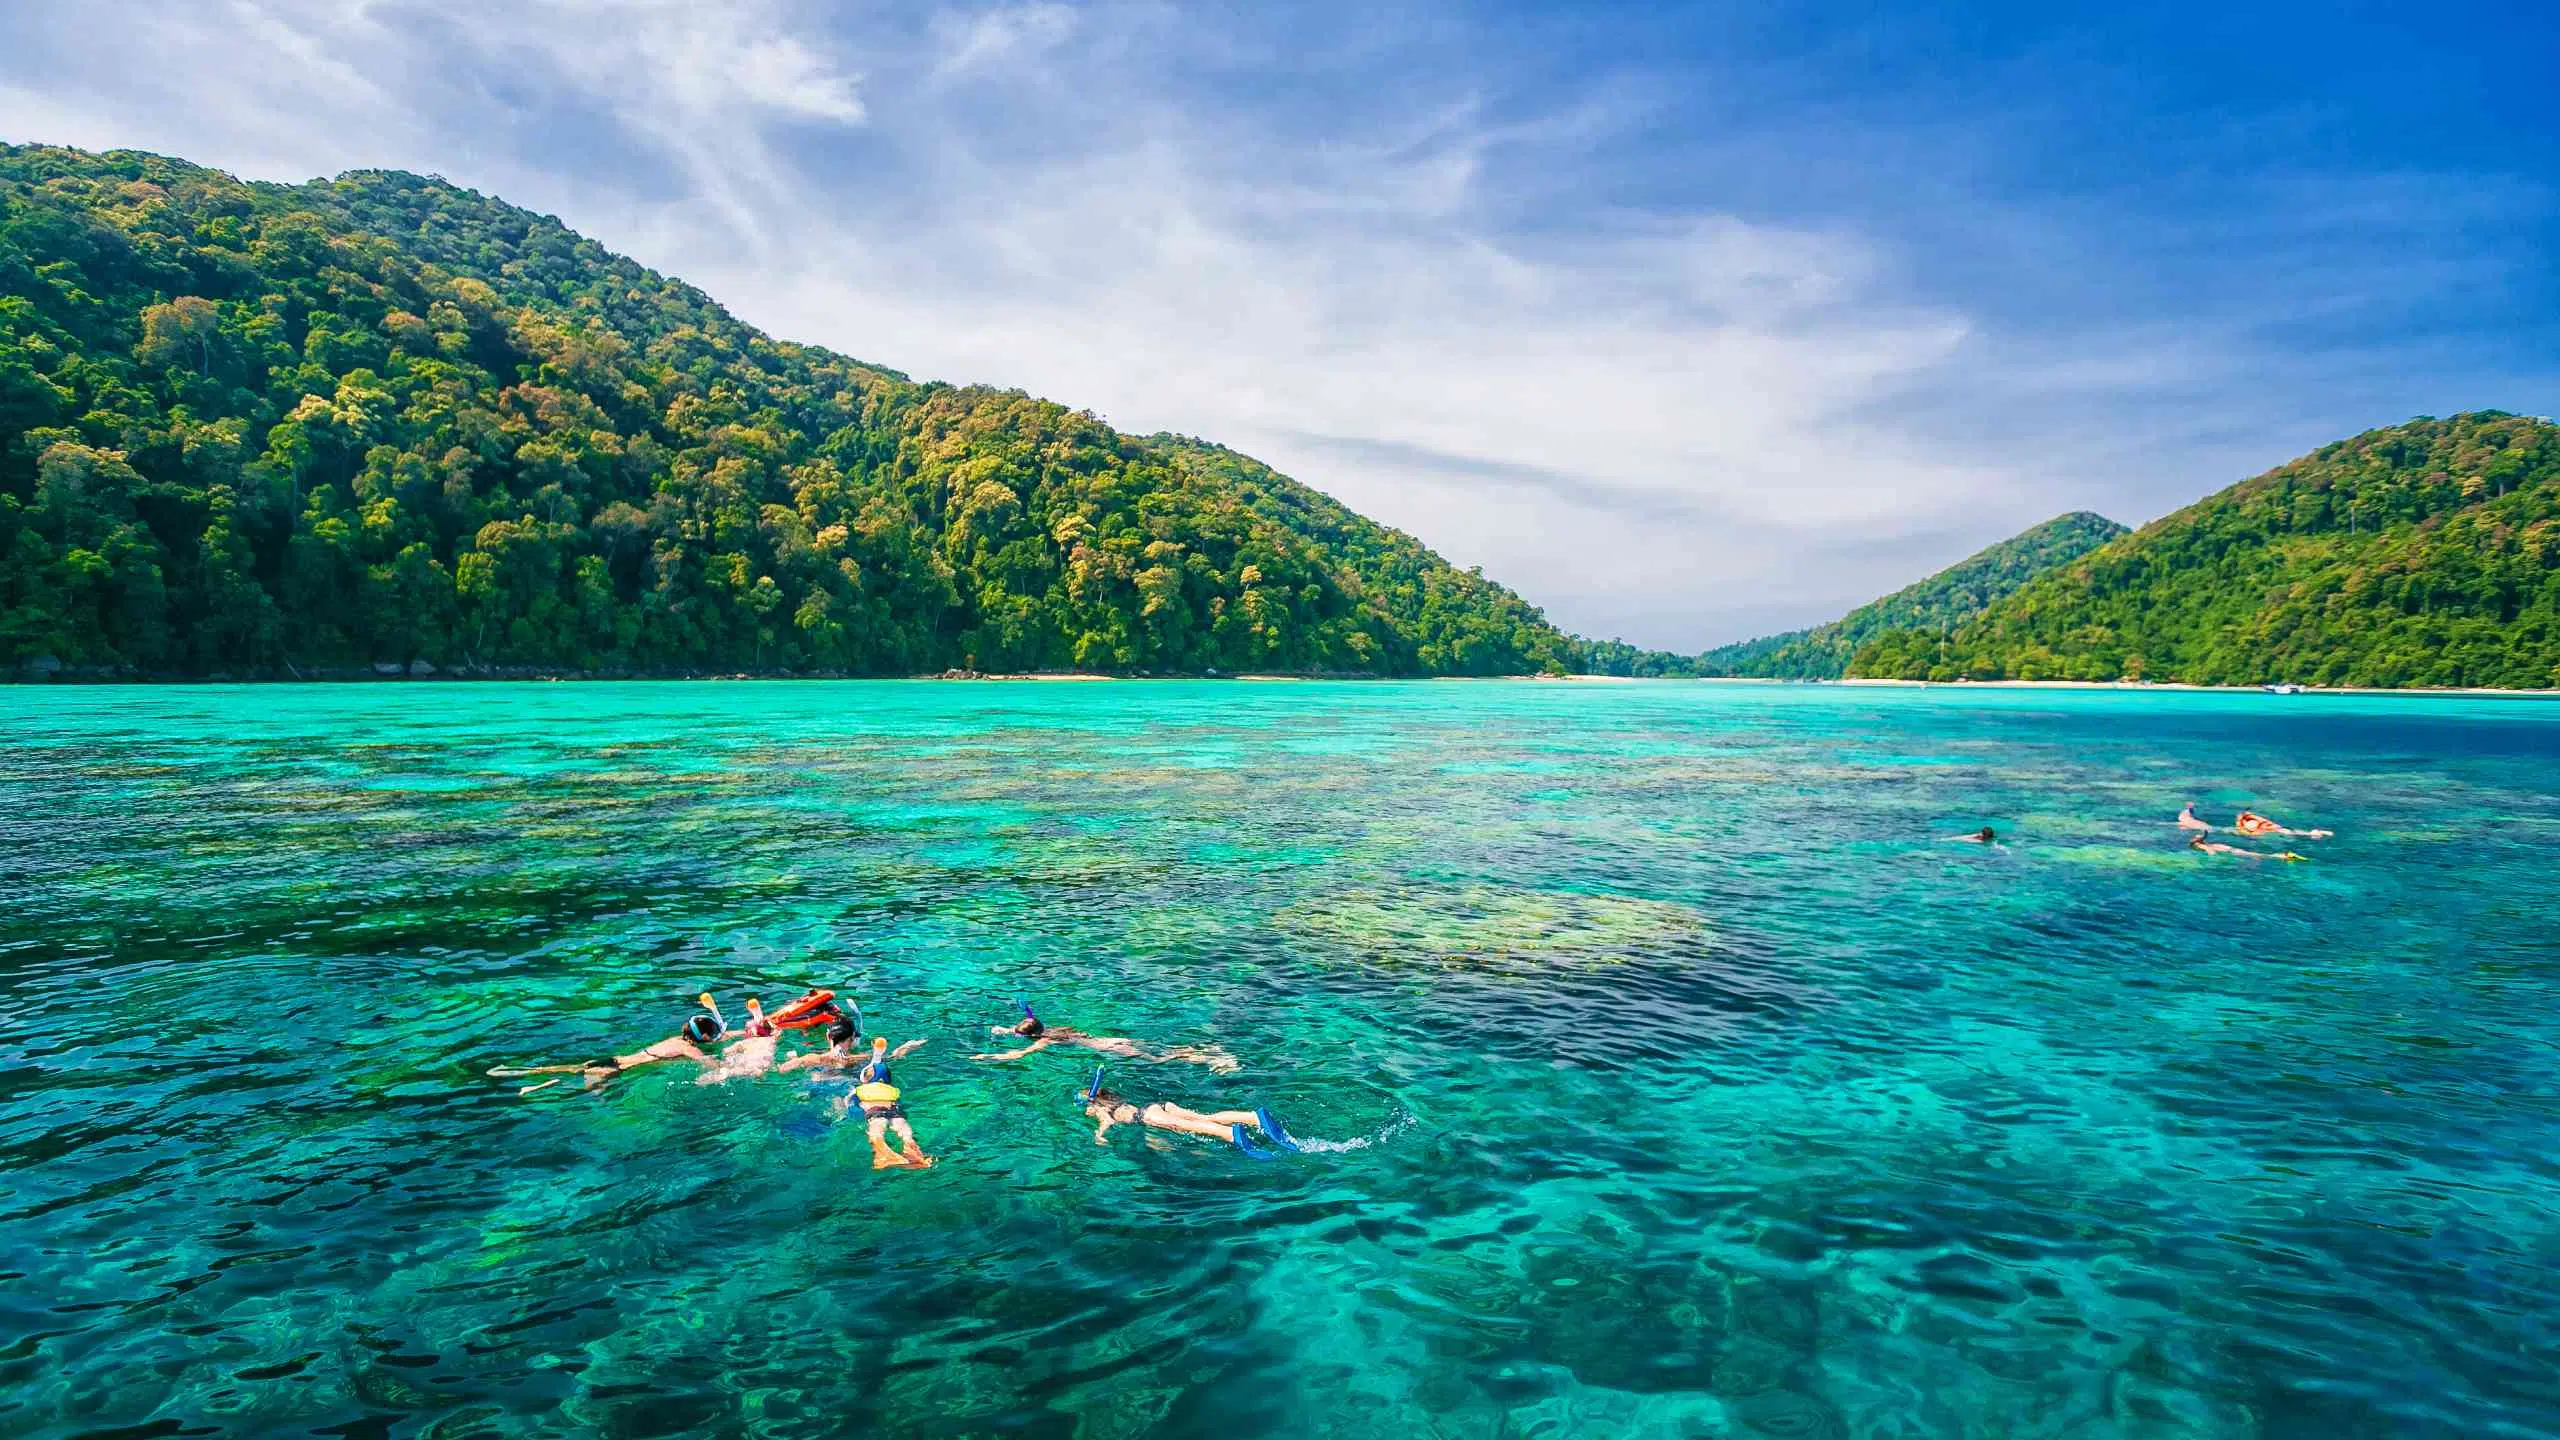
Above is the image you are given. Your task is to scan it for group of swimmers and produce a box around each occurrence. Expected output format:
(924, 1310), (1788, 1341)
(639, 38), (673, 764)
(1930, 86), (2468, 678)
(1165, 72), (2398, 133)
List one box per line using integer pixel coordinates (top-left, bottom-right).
(1945, 802), (2334, 861)
(487, 995), (1298, 1168)
(2176, 802), (2332, 861)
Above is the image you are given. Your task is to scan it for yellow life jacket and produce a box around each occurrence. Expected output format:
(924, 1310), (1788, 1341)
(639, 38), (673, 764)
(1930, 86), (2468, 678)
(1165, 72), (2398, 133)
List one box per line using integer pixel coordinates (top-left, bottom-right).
(855, 1081), (901, 1105)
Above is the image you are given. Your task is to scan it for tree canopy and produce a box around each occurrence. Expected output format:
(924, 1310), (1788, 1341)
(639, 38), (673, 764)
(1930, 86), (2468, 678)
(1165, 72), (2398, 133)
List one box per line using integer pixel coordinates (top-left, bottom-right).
(0, 144), (1576, 678)
(1698, 512), (2128, 679)
(1848, 414), (2560, 688)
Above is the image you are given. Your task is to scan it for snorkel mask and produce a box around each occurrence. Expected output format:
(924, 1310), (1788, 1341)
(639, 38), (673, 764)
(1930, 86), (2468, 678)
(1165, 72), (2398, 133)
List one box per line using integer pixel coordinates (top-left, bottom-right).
(1016, 997), (1045, 1038)
(689, 992), (729, 1043)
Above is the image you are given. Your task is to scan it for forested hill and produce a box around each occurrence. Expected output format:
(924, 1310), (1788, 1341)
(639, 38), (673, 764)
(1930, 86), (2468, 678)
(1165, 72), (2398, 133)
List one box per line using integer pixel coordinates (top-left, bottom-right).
(1698, 511), (2128, 679)
(0, 143), (1576, 678)
(1849, 414), (2560, 687)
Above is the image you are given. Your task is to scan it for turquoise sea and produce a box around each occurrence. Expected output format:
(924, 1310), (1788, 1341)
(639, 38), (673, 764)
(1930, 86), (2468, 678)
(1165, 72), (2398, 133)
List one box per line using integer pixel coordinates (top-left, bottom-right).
(4, 681), (2558, 1438)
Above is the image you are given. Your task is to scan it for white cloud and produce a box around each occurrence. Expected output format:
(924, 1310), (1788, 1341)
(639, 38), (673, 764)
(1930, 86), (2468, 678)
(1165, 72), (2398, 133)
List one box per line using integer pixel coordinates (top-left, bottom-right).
(930, 2), (1077, 79)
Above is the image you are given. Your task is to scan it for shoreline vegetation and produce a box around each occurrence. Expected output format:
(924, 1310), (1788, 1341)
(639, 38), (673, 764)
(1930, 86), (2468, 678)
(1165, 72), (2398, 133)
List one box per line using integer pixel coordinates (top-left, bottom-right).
(0, 145), (1580, 684)
(9, 663), (2551, 696)
(6, 145), (2554, 692)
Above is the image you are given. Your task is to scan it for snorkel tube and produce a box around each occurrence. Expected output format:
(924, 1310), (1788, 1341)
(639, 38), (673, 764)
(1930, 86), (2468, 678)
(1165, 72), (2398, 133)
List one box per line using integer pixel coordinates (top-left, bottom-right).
(1084, 1065), (1105, 1107)
(695, 991), (729, 1042)
(853, 1035), (902, 1105)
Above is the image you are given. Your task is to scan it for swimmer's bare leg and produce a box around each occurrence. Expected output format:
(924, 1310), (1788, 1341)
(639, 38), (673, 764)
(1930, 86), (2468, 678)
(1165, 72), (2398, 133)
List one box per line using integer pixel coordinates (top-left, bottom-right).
(891, 1117), (933, 1168)
(1157, 1044), (1242, 1073)
(868, 1115), (918, 1169)
(1148, 1110), (1243, 1141)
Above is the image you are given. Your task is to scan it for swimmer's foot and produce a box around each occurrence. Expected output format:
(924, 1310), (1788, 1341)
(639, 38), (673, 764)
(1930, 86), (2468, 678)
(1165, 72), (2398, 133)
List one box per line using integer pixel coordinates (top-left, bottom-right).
(1255, 1108), (1302, 1152)
(900, 1142), (935, 1169)
(870, 1140), (910, 1169)
(1231, 1124), (1282, 1160)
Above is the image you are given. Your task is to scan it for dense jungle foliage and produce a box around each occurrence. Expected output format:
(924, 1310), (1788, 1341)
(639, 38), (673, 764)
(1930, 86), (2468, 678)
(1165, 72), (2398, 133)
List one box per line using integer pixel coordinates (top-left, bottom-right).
(1698, 512), (2127, 679)
(0, 144), (1576, 677)
(1848, 414), (2560, 687)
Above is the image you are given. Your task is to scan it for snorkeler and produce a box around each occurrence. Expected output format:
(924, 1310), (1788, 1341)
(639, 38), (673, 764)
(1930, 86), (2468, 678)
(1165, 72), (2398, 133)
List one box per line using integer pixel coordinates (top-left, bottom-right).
(973, 999), (1240, 1073)
(2234, 809), (2332, 840)
(485, 993), (726, 1094)
(841, 1034), (933, 1169)
(2189, 835), (2305, 862)
(779, 1015), (927, 1075)
(1079, 1068), (1300, 1159)
(1948, 826), (1999, 844)
(697, 996), (786, 1084)
(2176, 802), (2212, 832)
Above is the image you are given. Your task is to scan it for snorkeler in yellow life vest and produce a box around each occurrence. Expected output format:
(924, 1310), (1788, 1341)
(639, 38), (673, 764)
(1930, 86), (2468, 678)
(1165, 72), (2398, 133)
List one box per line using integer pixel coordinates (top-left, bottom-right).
(778, 1016), (932, 1168)
(862, 1033), (935, 1170)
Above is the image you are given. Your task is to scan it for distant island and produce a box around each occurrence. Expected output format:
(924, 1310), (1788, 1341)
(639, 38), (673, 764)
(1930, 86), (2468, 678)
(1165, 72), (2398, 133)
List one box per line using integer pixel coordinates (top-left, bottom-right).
(1580, 415), (2558, 691)
(1845, 413), (2560, 689)
(1693, 512), (2129, 680)
(3, 144), (2554, 688)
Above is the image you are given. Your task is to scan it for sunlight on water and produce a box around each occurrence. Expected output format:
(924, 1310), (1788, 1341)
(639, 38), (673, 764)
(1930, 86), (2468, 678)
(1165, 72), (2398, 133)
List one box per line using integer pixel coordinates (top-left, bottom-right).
(3, 681), (2556, 1438)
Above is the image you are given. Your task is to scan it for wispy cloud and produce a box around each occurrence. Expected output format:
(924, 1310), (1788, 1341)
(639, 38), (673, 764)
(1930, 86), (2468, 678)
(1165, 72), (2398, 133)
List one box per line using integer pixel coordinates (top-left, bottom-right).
(0, 0), (2545, 646)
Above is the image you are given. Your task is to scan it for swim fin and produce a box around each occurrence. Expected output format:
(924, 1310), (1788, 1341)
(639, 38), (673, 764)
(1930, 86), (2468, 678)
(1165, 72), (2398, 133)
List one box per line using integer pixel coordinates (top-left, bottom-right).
(1255, 1108), (1302, 1152)
(1230, 1124), (1282, 1160)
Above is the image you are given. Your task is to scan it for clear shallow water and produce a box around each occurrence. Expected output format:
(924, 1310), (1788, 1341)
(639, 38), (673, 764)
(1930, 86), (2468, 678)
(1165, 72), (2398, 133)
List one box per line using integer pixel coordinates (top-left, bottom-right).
(4, 680), (2558, 1439)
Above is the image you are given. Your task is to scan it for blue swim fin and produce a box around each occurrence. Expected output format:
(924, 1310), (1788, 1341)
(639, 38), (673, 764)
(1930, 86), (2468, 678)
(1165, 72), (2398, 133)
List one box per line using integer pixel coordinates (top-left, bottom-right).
(1230, 1123), (1281, 1160)
(1255, 1108), (1302, 1152)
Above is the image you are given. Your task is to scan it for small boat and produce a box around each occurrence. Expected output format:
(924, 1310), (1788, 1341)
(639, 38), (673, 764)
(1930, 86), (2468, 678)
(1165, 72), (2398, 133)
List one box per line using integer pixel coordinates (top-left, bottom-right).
(2263, 683), (2303, 695)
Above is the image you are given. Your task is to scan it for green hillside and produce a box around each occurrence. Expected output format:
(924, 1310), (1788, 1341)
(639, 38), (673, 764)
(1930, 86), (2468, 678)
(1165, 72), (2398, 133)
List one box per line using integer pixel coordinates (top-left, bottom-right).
(1700, 511), (2128, 678)
(0, 143), (1574, 678)
(1849, 414), (2560, 687)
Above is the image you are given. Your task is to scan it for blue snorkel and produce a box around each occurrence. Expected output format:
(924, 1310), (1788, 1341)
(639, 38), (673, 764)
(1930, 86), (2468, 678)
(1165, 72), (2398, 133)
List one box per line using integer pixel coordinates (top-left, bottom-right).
(1084, 1065), (1105, 1107)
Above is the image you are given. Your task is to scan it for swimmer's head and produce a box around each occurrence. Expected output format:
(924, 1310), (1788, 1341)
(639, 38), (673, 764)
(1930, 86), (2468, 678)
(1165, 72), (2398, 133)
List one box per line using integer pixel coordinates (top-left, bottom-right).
(682, 1014), (722, 1044)
(1976, 827), (1995, 842)
(1084, 1086), (1125, 1113)
(1009, 1015), (1046, 1038)
(826, 1017), (860, 1050)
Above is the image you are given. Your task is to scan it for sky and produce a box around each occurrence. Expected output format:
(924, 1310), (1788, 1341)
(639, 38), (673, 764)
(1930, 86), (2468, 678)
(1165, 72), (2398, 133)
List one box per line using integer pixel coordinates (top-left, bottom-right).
(2, 1), (2553, 648)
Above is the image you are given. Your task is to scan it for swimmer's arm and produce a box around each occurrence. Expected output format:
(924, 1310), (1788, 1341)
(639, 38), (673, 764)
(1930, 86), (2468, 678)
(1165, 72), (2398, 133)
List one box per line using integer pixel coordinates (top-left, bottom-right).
(889, 1038), (927, 1061)
(776, 1053), (832, 1073)
(1092, 1113), (1117, 1144)
(971, 1038), (1052, 1062)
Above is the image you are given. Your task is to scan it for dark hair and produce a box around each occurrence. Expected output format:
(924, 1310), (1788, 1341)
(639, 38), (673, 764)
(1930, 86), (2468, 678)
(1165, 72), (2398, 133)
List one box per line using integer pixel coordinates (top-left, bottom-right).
(682, 1015), (720, 1043)
(1086, 1086), (1125, 1109)
(1016, 1017), (1046, 1038)
(827, 1018), (860, 1047)
(1976, 827), (1995, 840)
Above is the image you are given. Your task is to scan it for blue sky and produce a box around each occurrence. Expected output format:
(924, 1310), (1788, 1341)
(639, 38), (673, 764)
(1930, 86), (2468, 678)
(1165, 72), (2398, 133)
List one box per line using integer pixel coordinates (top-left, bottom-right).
(2, 1), (2552, 647)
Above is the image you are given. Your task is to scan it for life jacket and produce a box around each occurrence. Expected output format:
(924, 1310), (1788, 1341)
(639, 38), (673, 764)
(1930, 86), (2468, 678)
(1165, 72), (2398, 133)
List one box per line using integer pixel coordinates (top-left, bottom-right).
(768, 989), (842, 1031)
(854, 1054), (900, 1106)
